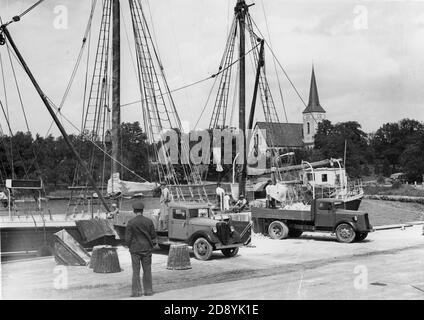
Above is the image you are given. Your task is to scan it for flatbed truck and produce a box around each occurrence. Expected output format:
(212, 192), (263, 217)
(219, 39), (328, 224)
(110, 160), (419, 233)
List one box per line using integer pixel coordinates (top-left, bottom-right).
(251, 198), (372, 243)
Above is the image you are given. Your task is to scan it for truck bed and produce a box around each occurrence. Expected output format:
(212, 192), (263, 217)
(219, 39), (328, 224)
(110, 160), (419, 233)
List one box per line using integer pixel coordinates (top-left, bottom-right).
(251, 207), (313, 221)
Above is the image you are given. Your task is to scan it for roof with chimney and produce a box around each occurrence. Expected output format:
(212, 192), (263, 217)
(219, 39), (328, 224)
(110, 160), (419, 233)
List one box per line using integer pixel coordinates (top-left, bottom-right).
(255, 122), (304, 148)
(303, 66), (326, 114)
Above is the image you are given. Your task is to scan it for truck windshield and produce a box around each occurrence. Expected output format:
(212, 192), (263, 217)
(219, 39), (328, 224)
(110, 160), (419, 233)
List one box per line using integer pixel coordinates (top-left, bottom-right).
(189, 208), (210, 218)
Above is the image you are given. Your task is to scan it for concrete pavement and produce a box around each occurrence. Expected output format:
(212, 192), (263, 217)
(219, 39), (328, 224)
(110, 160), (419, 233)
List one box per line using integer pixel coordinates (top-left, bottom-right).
(2, 225), (423, 299)
(140, 246), (424, 300)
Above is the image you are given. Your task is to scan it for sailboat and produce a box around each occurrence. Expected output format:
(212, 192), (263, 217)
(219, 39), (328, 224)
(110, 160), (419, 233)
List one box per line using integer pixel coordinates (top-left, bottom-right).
(0, 0), (210, 258)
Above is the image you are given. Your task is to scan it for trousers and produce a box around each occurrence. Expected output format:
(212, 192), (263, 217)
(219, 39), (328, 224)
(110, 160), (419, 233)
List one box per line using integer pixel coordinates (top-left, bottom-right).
(131, 251), (153, 295)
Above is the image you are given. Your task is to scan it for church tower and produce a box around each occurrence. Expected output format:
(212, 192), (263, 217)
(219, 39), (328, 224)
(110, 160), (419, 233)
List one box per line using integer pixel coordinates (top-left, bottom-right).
(303, 66), (326, 147)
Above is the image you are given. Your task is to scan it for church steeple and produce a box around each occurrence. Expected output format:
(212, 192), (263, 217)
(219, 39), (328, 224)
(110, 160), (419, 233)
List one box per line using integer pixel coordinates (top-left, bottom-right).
(302, 65), (326, 147)
(303, 66), (326, 114)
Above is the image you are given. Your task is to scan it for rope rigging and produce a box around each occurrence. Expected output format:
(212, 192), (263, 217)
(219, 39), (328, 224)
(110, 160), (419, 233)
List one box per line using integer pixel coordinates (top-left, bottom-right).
(0, 49), (15, 179)
(1, 37), (148, 185)
(245, 13), (280, 124)
(2, 0), (46, 27)
(247, 17), (320, 126)
(0, 0), (321, 208)
(260, 0), (288, 123)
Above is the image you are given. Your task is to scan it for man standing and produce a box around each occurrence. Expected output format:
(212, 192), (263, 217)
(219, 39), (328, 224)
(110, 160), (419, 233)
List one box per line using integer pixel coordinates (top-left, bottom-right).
(125, 201), (157, 297)
(159, 182), (171, 230)
(0, 189), (8, 208)
(265, 180), (276, 208)
(216, 183), (225, 211)
(223, 193), (231, 211)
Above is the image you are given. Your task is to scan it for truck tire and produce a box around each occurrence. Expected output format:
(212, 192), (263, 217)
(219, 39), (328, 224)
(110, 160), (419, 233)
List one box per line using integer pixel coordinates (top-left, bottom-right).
(335, 223), (356, 243)
(221, 247), (239, 257)
(268, 221), (289, 240)
(193, 237), (213, 261)
(354, 232), (368, 242)
(288, 229), (303, 238)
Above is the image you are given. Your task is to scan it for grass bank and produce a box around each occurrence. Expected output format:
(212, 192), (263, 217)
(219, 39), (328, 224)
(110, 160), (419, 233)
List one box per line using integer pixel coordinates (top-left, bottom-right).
(363, 184), (424, 197)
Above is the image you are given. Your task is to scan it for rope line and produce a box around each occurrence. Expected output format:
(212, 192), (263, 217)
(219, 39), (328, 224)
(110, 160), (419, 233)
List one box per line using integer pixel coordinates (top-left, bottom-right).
(2, 0), (46, 27)
(120, 42), (260, 109)
(259, 0), (288, 123)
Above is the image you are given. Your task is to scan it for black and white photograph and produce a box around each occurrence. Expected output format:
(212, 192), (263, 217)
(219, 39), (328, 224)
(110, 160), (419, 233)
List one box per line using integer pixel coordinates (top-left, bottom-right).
(0, 0), (424, 305)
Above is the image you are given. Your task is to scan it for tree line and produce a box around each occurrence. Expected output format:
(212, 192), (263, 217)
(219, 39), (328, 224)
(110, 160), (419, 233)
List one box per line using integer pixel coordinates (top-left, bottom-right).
(304, 118), (424, 182)
(1, 118), (423, 188)
(0, 122), (152, 190)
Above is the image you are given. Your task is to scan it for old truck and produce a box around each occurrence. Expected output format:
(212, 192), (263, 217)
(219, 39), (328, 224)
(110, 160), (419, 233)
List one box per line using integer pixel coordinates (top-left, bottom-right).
(113, 201), (252, 260)
(251, 198), (373, 243)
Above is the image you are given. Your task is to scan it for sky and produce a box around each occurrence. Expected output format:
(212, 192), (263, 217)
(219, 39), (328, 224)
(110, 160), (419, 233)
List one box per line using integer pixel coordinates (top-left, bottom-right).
(1, 0), (424, 137)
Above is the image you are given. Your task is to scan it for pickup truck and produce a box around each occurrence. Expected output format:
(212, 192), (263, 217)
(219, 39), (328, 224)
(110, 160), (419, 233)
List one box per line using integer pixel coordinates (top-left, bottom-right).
(113, 201), (252, 260)
(251, 198), (372, 243)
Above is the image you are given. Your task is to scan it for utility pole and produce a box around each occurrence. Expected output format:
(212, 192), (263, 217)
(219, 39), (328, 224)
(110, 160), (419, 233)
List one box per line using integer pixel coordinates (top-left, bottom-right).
(236, 0), (247, 198)
(111, 0), (121, 177)
(0, 25), (110, 212)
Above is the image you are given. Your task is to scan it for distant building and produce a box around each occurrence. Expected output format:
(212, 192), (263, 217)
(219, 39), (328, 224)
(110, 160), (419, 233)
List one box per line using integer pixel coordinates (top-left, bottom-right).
(253, 122), (304, 154)
(250, 66), (327, 155)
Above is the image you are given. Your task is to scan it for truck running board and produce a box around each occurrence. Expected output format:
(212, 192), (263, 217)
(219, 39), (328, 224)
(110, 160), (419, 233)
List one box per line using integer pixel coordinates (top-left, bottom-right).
(215, 243), (243, 250)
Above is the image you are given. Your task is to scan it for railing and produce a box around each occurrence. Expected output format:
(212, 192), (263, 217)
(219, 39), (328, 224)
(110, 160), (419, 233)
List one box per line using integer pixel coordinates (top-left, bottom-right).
(315, 180), (364, 200)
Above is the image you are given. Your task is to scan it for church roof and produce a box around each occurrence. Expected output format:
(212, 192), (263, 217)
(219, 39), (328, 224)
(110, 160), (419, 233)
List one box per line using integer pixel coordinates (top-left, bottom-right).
(303, 67), (326, 114)
(256, 122), (304, 148)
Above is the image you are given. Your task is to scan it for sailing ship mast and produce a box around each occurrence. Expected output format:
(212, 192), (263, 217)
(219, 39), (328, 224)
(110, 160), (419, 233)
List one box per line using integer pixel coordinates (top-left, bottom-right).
(208, 0), (279, 198)
(236, 0), (247, 197)
(111, 0), (121, 178)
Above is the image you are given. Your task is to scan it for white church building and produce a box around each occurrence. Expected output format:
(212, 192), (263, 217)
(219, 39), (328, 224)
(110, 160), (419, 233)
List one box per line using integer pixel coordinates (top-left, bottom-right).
(251, 66), (327, 156)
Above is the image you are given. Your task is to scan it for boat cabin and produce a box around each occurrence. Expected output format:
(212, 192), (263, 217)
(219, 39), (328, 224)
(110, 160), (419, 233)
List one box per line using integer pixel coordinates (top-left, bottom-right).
(301, 167), (347, 188)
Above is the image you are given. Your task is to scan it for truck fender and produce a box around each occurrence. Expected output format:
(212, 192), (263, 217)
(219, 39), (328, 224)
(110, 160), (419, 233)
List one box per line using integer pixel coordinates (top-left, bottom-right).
(333, 221), (357, 233)
(188, 231), (215, 246)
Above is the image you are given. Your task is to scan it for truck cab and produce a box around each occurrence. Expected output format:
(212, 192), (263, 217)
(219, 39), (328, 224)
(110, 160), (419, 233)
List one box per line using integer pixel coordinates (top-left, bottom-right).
(313, 199), (372, 242)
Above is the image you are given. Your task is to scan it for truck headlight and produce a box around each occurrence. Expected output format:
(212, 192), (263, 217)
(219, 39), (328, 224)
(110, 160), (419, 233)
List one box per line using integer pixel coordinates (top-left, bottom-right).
(212, 227), (217, 233)
(353, 216), (358, 222)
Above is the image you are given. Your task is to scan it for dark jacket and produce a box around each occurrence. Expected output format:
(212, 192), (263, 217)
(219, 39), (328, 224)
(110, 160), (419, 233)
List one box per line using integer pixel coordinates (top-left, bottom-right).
(125, 214), (157, 253)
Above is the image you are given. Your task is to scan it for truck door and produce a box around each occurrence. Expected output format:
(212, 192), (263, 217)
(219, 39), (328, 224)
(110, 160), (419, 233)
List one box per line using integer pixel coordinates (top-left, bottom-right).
(169, 208), (189, 240)
(314, 201), (335, 229)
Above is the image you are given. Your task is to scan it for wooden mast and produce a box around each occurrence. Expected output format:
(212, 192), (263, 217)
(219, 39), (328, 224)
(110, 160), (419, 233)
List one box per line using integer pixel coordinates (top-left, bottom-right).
(111, 0), (121, 177)
(236, 0), (247, 197)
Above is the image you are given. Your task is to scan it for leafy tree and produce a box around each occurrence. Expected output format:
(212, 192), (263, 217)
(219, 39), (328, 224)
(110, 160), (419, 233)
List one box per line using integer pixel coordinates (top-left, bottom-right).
(370, 118), (424, 181)
(313, 120), (370, 177)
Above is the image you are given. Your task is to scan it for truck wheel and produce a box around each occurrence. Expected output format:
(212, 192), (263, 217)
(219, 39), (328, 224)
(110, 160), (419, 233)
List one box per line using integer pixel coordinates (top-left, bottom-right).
(354, 232), (368, 242)
(335, 223), (356, 243)
(288, 229), (303, 238)
(193, 237), (213, 261)
(221, 247), (239, 257)
(268, 221), (289, 240)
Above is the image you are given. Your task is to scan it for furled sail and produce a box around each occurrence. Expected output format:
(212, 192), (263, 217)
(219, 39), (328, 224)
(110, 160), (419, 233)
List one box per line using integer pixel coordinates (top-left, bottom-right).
(107, 173), (158, 197)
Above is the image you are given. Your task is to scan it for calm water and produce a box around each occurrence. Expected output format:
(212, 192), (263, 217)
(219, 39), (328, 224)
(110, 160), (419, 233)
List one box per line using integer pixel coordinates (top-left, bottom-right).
(0, 197), (162, 217)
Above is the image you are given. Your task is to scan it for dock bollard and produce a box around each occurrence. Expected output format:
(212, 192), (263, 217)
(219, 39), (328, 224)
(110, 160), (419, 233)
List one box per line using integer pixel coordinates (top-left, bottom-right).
(90, 245), (121, 273)
(166, 244), (192, 270)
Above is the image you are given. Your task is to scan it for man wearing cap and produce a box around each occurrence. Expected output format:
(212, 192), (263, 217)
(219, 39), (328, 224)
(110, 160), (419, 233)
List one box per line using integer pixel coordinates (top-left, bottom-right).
(125, 200), (157, 297)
